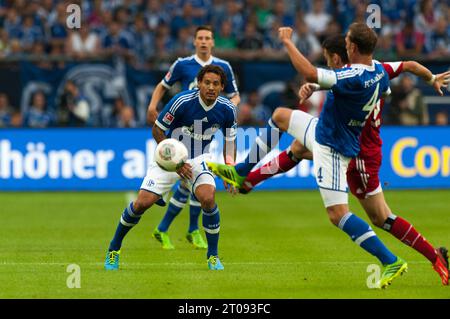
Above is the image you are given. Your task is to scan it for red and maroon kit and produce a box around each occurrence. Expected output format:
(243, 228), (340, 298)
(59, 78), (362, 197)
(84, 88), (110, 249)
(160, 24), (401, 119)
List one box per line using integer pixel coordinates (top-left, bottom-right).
(347, 62), (404, 199)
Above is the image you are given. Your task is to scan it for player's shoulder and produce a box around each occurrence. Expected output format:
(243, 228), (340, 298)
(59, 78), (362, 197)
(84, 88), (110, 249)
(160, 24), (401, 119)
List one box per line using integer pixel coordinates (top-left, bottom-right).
(172, 55), (196, 66)
(211, 56), (233, 70)
(335, 65), (365, 81)
(217, 96), (237, 116)
(169, 89), (200, 109)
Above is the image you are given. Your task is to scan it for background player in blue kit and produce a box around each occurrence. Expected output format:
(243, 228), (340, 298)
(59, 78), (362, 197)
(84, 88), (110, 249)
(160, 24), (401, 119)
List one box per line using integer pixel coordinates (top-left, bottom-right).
(146, 25), (240, 250)
(208, 23), (407, 288)
(105, 65), (237, 270)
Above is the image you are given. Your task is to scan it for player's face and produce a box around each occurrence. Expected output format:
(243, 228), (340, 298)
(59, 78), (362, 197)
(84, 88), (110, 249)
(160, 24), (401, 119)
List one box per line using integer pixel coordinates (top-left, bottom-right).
(198, 72), (223, 104)
(194, 30), (214, 56)
(323, 49), (344, 69)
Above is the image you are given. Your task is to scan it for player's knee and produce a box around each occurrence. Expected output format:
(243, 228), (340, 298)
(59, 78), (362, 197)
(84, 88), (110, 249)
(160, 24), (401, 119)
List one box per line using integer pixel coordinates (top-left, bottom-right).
(271, 107), (291, 131)
(291, 140), (309, 159)
(133, 192), (159, 213)
(199, 195), (215, 211)
(326, 205), (348, 226)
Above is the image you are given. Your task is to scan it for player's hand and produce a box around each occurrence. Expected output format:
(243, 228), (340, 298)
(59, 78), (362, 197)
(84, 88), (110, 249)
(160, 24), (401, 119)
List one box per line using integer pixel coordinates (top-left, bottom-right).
(298, 83), (317, 104)
(176, 163), (193, 180)
(147, 108), (159, 125)
(433, 71), (450, 96)
(278, 27), (293, 43)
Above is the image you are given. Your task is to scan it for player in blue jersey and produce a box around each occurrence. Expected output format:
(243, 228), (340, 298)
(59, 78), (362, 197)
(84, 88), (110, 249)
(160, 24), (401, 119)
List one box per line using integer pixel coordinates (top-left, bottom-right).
(146, 25), (240, 250)
(208, 23), (407, 288)
(105, 65), (237, 270)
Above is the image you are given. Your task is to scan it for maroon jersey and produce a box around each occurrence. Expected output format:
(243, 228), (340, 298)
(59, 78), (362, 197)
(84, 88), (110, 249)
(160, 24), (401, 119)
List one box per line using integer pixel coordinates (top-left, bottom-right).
(347, 62), (404, 198)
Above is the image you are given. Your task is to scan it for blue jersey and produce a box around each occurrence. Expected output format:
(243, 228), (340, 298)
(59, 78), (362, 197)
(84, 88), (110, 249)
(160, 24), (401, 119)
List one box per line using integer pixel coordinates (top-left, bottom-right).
(155, 89), (237, 158)
(161, 54), (239, 98)
(315, 61), (390, 157)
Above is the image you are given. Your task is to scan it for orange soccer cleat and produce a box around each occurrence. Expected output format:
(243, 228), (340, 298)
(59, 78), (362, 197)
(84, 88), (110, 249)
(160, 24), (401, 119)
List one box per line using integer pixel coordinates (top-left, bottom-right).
(433, 247), (449, 285)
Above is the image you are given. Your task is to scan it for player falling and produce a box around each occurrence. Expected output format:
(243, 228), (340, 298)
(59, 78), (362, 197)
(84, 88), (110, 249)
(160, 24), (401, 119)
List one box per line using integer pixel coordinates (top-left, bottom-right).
(209, 23), (408, 288)
(105, 65), (237, 270)
(235, 35), (450, 286)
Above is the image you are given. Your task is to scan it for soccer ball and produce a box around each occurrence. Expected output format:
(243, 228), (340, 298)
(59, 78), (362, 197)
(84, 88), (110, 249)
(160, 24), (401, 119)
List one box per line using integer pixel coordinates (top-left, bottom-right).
(154, 138), (188, 172)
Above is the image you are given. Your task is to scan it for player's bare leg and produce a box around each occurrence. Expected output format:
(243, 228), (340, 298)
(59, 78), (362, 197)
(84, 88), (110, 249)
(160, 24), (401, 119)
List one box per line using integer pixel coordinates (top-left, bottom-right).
(105, 190), (161, 270)
(359, 192), (449, 285)
(195, 184), (224, 270)
(241, 139), (312, 193)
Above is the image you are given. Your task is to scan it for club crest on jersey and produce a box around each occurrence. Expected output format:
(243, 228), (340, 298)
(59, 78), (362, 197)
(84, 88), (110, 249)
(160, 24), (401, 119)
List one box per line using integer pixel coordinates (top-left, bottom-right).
(163, 113), (174, 125)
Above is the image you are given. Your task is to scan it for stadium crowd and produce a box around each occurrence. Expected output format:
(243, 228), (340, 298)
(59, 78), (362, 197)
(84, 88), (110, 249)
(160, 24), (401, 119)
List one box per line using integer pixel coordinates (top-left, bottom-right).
(0, 0), (448, 128)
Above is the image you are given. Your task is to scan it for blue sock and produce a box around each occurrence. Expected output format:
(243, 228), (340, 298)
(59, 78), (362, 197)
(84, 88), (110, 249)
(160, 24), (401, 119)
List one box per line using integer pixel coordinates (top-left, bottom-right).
(338, 212), (397, 265)
(188, 194), (202, 233)
(158, 184), (189, 232)
(109, 202), (142, 251)
(202, 204), (220, 258)
(235, 117), (283, 176)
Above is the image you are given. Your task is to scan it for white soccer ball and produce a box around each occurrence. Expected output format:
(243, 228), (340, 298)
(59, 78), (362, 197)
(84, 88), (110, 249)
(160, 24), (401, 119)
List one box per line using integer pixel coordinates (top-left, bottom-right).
(154, 138), (188, 172)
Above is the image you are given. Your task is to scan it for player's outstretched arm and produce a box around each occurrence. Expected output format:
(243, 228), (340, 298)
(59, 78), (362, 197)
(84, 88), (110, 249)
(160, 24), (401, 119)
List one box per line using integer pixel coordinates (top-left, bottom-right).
(402, 61), (450, 96)
(278, 27), (318, 83)
(229, 94), (241, 107)
(147, 82), (167, 125)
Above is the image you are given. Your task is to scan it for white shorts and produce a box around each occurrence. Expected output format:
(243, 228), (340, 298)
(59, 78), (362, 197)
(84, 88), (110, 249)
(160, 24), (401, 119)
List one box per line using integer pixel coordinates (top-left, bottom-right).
(140, 154), (215, 205)
(288, 110), (350, 207)
(287, 110), (318, 152)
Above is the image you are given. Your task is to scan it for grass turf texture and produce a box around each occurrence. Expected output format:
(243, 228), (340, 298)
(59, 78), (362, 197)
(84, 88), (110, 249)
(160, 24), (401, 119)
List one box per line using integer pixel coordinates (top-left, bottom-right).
(1, 190), (449, 299)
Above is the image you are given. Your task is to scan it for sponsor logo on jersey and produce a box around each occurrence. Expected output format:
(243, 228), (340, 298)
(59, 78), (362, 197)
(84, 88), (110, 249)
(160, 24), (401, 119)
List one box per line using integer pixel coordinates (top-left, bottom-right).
(163, 113), (174, 125)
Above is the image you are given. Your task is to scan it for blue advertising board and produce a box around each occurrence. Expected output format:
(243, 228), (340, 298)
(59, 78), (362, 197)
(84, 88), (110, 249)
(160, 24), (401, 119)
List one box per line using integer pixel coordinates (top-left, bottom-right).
(0, 127), (448, 191)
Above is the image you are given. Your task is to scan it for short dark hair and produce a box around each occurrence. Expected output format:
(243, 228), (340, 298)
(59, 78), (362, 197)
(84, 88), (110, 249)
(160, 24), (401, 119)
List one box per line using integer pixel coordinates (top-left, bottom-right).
(195, 25), (214, 38)
(348, 23), (378, 55)
(197, 65), (227, 86)
(322, 35), (349, 64)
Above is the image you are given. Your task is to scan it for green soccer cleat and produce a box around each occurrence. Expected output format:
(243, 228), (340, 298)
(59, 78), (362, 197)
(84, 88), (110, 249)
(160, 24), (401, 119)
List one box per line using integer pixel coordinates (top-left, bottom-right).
(206, 162), (246, 189)
(377, 257), (408, 289)
(104, 250), (120, 270)
(207, 255), (224, 270)
(186, 229), (208, 249)
(152, 228), (175, 249)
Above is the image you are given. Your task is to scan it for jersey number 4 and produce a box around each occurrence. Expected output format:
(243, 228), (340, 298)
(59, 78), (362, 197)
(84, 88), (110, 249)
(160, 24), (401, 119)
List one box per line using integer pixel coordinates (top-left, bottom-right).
(362, 83), (380, 121)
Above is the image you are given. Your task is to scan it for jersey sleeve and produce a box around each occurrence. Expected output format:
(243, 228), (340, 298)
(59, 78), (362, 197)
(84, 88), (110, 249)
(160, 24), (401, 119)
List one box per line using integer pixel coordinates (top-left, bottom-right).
(317, 67), (362, 93)
(223, 103), (237, 141)
(223, 63), (239, 98)
(155, 94), (184, 132)
(161, 59), (183, 89)
(382, 62), (404, 80)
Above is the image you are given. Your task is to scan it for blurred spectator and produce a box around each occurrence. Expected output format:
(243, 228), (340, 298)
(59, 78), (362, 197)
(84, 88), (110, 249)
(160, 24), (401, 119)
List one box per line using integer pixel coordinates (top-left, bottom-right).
(222, 1), (245, 37)
(291, 20), (322, 63)
(395, 20), (426, 58)
(23, 91), (53, 128)
(174, 26), (195, 57)
(0, 93), (12, 127)
(128, 13), (154, 67)
(215, 20), (237, 51)
(145, 0), (170, 32)
(414, 0), (439, 37)
(116, 106), (137, 128)
(435, 110), (448, 126)
(237, 91), (271, 126)
(10, 111), (23, 128)
(269, 0), (294, 28)
(48, 5), (68, 52)
(263, 18), (284, 53)
(16, 14), (45, 53)
(255, 0), (272, 32)
(304, 0), (331, 42)
(387, 74), (429, 125)
(67, 24), (101, 59)
(101, 19), (133, 60)
(374, 32), (398, 61)
(0, 28), (11, 57)
(237, 22), (263, 51)
(428, 17), (450, 58)
(58, 80), (90, 127)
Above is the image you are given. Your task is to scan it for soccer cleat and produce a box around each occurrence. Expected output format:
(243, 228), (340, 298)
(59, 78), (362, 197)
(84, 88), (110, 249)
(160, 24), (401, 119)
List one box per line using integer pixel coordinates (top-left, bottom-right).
(433, 247), (449, 285)
(186, 229), (208, 249)
(206, 162), (246, 189)
(207, 255), (224, 270)
(377, 257), (408, 289)
(152, 228), (175, 249)
(104, 250), (120, 270)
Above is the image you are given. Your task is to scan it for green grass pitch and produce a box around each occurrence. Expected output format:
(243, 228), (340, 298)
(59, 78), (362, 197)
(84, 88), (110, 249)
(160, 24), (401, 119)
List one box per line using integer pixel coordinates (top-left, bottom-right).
(1, 189), (449, 299)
